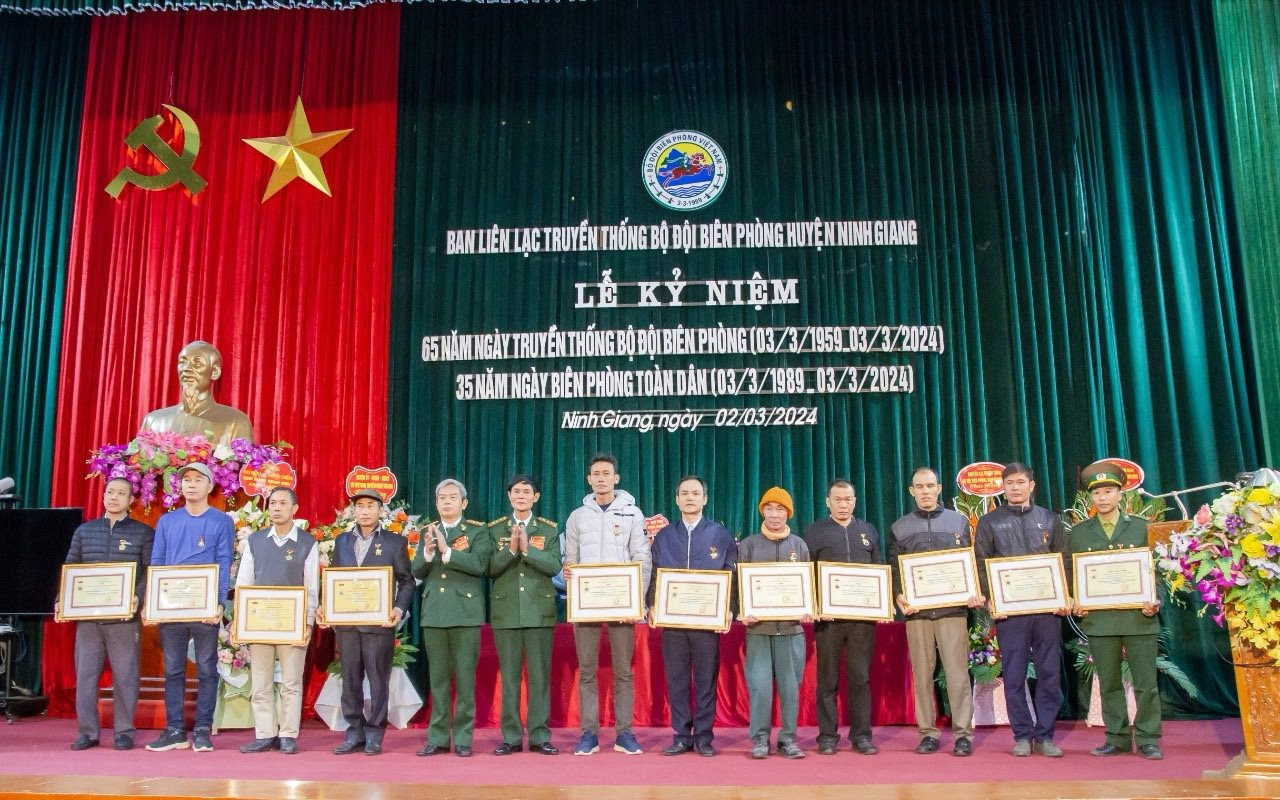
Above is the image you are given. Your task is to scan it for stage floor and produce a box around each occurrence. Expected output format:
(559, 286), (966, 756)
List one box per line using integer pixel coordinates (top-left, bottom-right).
(0, 717), (1273, 800)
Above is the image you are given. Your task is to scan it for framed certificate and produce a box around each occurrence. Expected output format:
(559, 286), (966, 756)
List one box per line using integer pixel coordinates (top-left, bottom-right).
(652, 568), (732, 631)
(738, 562), (815, 621)
(816, 562), (892, 621)
(322, 566), (393, 626)
(1073, 548), (1155, 610)
(567, 562), (644, 623)
(56, 562), (136, 622)
(899, 547), (981, 610)
(986, 553), (1069, 616)
(233, 585), (307, 645)
(145, 564), (220, 622)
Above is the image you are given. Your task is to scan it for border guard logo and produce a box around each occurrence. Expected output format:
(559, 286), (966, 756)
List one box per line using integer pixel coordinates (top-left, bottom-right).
(643, 130), (727, 211)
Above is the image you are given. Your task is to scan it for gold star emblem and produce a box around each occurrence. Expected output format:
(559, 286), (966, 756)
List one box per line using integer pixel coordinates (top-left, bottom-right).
(243, 97), (352, 202)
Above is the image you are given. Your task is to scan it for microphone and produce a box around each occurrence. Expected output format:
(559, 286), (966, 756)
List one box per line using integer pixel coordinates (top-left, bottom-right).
(0, 477), (13, 495)
(0, 476), (19, 509)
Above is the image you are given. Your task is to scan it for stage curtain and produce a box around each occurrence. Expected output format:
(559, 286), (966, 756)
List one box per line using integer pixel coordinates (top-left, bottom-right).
(1212, 0), (1280, 465)
(42, 4), (400, 716)
(388, 0), (1252, 716)
(0, 15), (88, 508)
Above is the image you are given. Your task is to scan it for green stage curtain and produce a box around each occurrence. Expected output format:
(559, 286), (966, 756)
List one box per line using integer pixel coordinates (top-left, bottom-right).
(389, 0), (1253, 716)
(0, 15), (88, 508)
(1213, 0), (1280, 466)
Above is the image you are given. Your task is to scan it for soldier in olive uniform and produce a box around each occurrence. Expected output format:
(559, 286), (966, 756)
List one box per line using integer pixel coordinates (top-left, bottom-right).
(1070, 460), (1163, 760)
(412, 478), (494, 757)
(487, 474), (562, 756)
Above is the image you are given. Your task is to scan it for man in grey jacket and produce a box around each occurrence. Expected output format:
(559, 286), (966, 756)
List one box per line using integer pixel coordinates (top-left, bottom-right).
(563, 453), (651, 757)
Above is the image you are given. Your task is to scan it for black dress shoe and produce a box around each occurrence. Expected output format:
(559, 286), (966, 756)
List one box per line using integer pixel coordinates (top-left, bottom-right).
(695, 742), (716, 757)
(852, 736), (879, 755)
(817, 741), (837, 755)
(916, 736), (940, 754)
(416, 743), (448, 756)
(70, 734), (98, 751)
(364, 739), (382, 755)
(534, 742), (559, 755)
(662, 740), (693, 756)
(279, 738), (298, 755)
(113, 734), (134, 751)
(240, 737), (279, 753)
(493, 742), (522, 755)
(952, 737), (972, 757)
(332, 734), (366, 755)
(1138, 744), (1164, 760)
(454, 745), (472, 757)
(1091, 743), (1128, 757)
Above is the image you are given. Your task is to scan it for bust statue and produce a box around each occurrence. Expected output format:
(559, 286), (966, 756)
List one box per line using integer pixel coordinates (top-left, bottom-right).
(138, 340), (255, 447)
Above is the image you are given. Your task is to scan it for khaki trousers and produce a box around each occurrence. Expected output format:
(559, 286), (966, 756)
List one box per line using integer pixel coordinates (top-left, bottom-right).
(248, 642), (307, 739)
(905, 615), (973, 739)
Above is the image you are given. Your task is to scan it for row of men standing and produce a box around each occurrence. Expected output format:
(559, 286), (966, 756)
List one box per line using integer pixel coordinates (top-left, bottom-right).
(63, 456), (1162, 762)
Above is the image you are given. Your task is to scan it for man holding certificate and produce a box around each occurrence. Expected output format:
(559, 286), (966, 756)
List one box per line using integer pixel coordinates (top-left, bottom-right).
(889, 467), (982, 757)
(329, 487), (415, 756)
(564, 453), (651, 757)
(486, 474), (562, 756)
(412, 478), (493, 758)
(63, 477), (154, 752)
(649, 475), (737, 757)
(974, 462), (1071, 758)
(235, 487), (318, 755)
(738, 486), (811, 760)
(144, 463), (234, 753)
(1070, 461), (1163, 760)
(805, 479), (883, 757)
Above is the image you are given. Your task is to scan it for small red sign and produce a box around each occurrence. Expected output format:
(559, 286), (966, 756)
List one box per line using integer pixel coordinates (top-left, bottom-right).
(956, 461), (1006, 497)
(644, 514), (670, 536)
(238, 461), (297, 499)
(1104, 457), (1145, 491)
(345, 465), (398, 503)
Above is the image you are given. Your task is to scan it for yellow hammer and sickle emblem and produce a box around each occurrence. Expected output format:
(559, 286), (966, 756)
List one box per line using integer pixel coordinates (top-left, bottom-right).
(104, 104), (208, 198)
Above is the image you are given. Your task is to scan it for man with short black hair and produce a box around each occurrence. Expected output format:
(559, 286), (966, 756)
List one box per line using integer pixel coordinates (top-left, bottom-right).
(974, 462), (1071, 758)
(805, 479), (883, 756)
(63, 477), (154, 752)
(235, 486), (318, 754)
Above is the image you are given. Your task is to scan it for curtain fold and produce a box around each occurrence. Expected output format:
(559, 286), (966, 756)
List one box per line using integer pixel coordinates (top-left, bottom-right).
(0, 15), (88, 509)
(389, 0), (1254, 716)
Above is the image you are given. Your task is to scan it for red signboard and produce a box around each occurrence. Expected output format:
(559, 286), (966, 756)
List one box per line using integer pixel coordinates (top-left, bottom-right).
(956, 461), (1005, 497)
(238, 461), (298, 499)
(1104, 457), (1145, 491)
(345, 465), (399, 503)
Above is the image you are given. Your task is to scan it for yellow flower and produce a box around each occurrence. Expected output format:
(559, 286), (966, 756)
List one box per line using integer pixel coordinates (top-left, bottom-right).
(1170, 573), (1186, 592)
(1247, 487), (1275, 506)
(1241, 534), (1266, 559)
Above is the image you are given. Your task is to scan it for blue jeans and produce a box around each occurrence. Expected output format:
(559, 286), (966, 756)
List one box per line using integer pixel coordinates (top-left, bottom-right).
(158, 621), (219, 731)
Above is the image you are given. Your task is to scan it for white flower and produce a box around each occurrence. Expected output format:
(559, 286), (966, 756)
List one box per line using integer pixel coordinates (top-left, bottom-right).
(1212, 494), (1240, 516)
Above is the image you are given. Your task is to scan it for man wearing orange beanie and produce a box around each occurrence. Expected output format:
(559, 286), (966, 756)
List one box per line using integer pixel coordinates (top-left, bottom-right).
(736, 486), (811, 759)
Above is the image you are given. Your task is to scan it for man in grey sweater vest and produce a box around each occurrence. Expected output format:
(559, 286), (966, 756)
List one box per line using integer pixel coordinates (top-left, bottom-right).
(234, 487), (318, 754)
(888, 467), (984, 758)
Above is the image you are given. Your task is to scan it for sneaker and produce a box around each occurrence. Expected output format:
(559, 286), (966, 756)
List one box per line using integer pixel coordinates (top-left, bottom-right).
(751, 737), (770, 759)
(146, 729), (189, 751)
(614, 731), (643, 755)
(192, 729), (214, 752)
(573, 731), (599, 756)
(1011, 738), (1031, 757)
(777, 741), (806, 759)
(1034, 739), (1063, 758)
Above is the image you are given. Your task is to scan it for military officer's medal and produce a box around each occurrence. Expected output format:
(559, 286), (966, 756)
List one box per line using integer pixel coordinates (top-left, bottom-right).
(454, 536), (470, 551)
(612, 524), (621, 537)
(529, 535), (545, 550)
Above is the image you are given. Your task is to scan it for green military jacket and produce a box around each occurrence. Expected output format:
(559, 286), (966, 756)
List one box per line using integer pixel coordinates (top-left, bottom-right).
(1070, 513), (1159, 637)
(413, 518), (493, 628)
(486, 515), (561, 629)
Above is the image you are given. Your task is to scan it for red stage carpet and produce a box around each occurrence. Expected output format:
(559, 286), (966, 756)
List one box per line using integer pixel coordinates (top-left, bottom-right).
(0, 717), (1244, 786)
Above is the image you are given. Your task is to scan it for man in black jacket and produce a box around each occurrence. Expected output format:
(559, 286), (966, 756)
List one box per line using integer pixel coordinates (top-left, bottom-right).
(974, 462), (1071, 758)
(62, 477), (154, 751)
(889, 467), (983, 757)
(805, 479), (882, 756)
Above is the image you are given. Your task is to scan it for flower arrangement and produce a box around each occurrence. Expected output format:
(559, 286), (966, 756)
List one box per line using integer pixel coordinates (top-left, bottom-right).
(1155, 470), (1280, 665)
(952, 492), (997, 535)
(217, 612), (251, 671)
(87, 432), (290, 509)
(967, 612), (1001, 684)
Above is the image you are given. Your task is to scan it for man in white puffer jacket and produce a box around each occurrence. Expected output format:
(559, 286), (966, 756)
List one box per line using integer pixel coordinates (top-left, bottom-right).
(563, 453), (652, 757)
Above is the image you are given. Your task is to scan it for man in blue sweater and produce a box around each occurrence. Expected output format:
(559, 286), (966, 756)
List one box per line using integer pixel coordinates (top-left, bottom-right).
(649, 475), (737, 757)
(144, 463), (235, 753)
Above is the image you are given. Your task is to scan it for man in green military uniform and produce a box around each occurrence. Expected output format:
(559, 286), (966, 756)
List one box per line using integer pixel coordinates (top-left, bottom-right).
(412, 478), (494, 757)
(1070, 460), (1163, 760)
(487, 474), (562, 756)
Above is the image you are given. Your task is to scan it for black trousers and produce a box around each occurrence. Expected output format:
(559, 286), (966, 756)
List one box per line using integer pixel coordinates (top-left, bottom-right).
(815, 620), (877, 744)
(661, 628), (721, 745)
(334, 628), (394, 736)
(995, 613), (1062, 742)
